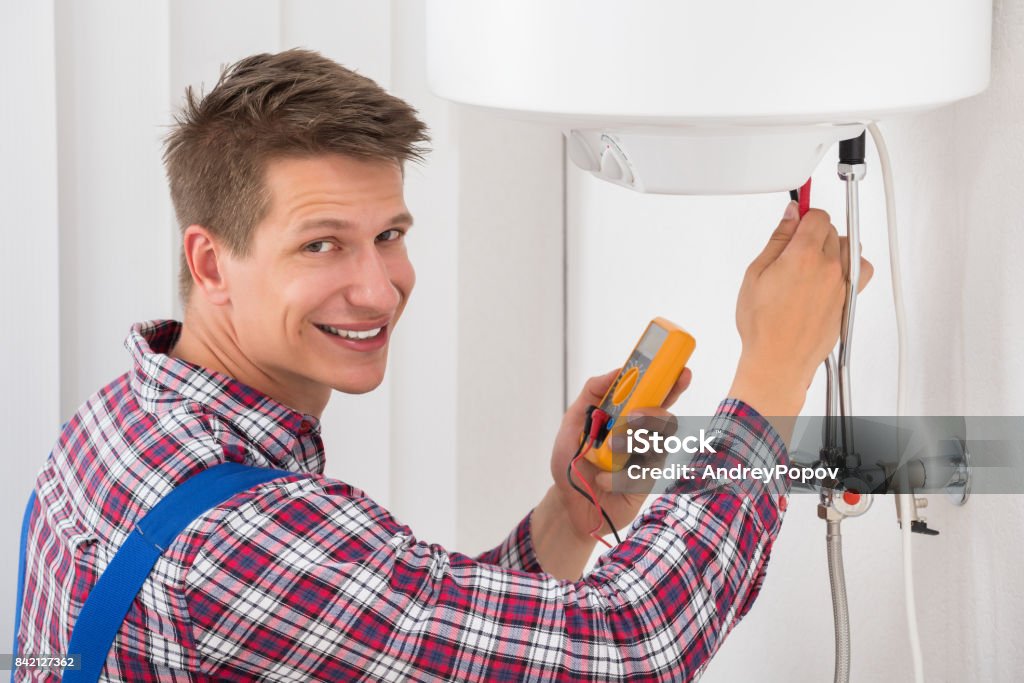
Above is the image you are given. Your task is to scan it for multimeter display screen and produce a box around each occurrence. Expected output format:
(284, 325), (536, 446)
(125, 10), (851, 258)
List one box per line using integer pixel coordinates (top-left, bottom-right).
(637, 323), (668, 359)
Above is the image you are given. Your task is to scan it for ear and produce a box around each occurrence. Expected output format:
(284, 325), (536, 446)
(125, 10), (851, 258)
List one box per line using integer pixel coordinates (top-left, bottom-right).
(182, 225), (231, 306)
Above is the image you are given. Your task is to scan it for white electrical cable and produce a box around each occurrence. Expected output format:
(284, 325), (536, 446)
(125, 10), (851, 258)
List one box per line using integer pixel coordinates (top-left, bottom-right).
(896, 493), (923, 683)
(868, 121), (925, 683)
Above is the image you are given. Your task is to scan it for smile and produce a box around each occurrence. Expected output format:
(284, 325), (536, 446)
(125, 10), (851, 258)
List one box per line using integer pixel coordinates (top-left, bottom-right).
(315, 323), (384, 340)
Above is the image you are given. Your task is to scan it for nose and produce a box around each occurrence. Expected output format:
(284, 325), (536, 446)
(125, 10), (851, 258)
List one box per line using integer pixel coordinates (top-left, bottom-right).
(344, 245), (401, 314)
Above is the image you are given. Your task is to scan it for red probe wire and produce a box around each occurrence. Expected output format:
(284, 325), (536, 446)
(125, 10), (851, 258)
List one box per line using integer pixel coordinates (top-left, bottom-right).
(568, 408), (615, 548)
(569, 443), (613, 548)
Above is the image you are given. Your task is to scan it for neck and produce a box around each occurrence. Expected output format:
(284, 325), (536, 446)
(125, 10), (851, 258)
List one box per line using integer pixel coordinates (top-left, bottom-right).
(169, 309), (329, 418)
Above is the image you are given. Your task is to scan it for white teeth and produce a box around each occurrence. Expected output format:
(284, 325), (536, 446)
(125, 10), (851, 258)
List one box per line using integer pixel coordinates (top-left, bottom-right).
(319, 324), (382, 340)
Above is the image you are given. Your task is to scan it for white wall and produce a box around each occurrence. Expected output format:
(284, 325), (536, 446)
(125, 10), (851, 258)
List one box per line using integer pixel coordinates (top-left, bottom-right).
(566, 2), (1024, 681)
(0, 0), (563, 651)
(56, 0), (177, 415)
(0, 0), (61, 652)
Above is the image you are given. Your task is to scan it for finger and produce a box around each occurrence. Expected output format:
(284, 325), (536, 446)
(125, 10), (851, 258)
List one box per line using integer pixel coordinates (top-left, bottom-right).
(838, 236), (849, 279)
(823, 223), (840, 259)
(661, 367), (693, 408)
(595, 471), (614, 492)
(857, 256), (874, 293)
(624, 410), (678, 440)
(789, 208), (833, 252)
(836, 239), (873, 293)
(837, 237), (865, 278)
(749, 201), (802, 274)
(607, 411), (677, 454)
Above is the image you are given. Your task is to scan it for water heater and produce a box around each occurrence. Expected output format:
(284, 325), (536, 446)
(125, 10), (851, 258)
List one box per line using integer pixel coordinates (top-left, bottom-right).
(425, 1), (992, 194)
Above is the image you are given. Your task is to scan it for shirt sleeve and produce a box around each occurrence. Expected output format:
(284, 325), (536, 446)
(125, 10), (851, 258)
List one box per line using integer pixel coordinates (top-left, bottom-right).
(184, 399), (789, 682)
(472, 510), (543, 573)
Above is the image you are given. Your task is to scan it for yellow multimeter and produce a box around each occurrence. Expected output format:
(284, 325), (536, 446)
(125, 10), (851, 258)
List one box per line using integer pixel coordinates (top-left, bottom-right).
(585, 317), (696, 472)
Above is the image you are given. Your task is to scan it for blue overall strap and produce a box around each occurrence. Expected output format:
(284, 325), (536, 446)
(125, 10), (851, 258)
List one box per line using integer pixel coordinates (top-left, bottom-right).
(11, 490), (37, 683)
(64, 463), (292, 683)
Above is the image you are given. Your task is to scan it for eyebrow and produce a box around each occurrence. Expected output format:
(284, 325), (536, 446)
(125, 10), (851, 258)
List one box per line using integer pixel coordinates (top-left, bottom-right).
(295, 213), (414, 233)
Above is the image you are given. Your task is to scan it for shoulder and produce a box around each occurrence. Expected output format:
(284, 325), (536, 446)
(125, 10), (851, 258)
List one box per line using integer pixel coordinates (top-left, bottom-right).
(45, 392), (228, 542)
(177, 474), (392, 571)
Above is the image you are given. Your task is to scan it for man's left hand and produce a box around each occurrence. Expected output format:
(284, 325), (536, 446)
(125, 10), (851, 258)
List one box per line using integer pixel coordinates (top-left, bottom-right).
(549, 367), (693, 544)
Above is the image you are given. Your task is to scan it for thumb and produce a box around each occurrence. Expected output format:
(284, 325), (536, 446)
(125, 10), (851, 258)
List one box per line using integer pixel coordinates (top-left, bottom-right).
(751, 201), (801, 274)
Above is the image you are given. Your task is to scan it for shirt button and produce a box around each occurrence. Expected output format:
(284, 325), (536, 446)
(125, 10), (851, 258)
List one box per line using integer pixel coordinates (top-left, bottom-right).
(299, 420), (312, 434)
(778, 495), (788, 512)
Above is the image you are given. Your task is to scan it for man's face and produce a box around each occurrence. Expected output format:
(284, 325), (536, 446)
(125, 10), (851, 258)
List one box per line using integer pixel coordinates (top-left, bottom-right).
(222, 154), (414, 403)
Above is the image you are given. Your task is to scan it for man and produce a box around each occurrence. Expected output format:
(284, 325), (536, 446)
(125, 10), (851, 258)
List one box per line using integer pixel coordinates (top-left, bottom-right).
(18, 49), (872, 681)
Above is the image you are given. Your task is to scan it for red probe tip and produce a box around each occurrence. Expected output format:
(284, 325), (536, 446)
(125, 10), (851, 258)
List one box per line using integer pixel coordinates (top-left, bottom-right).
(798, 178), (812, 218)
(589, 408), (610, 441)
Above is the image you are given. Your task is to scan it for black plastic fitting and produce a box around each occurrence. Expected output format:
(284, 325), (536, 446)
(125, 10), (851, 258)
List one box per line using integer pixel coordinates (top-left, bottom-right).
(839, 132), (866, 165)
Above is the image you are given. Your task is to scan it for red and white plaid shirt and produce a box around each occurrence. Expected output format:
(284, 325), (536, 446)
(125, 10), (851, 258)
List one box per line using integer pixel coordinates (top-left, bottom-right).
(18, 319), (789, 682)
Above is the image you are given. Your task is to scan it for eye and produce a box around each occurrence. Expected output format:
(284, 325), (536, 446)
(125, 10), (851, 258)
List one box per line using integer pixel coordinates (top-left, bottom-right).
(304, 240), (334, 253)
(376, 228), (405, 243)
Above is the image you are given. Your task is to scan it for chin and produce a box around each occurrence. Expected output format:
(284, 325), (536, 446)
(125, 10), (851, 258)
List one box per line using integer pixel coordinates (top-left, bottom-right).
(330, 371), (386, 395)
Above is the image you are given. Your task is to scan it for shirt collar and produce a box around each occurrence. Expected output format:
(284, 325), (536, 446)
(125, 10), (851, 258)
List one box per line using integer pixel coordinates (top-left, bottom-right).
(125, 319), (324, 474)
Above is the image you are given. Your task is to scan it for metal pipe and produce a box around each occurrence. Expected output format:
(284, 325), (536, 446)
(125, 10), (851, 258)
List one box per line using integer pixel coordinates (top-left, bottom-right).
(823, 352), (839, 453)
(837, 143), (865, 460)
(824, 134), (865, 683)
(838, 177), (860, 457)
(827, 518), (851, 683)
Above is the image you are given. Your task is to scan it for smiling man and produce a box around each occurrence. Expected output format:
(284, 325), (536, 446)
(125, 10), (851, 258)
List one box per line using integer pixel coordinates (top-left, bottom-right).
(18, 50), (870, 681)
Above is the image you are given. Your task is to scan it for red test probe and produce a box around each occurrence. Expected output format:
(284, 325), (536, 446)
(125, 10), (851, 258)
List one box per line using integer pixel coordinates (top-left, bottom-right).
(798, 177), (812, 218)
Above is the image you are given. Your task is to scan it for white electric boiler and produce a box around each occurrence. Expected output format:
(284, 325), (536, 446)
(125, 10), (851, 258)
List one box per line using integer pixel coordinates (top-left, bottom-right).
(425, 1), (992, 194)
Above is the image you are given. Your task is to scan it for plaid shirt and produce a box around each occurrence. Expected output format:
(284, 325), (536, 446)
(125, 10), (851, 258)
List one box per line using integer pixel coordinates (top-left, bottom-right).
(18, 319), (789, 682)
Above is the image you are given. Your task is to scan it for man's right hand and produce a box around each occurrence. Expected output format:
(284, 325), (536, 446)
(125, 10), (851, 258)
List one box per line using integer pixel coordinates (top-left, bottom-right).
(728, 202), (874, 422)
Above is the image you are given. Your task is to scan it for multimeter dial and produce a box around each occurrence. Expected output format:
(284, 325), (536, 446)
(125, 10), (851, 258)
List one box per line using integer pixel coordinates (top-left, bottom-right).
(612, 366), (640, 404)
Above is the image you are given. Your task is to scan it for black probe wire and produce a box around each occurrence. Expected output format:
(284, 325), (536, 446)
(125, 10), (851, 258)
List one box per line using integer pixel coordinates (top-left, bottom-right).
(566, 410), (624, 546)
(566, 452), (623, 546)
